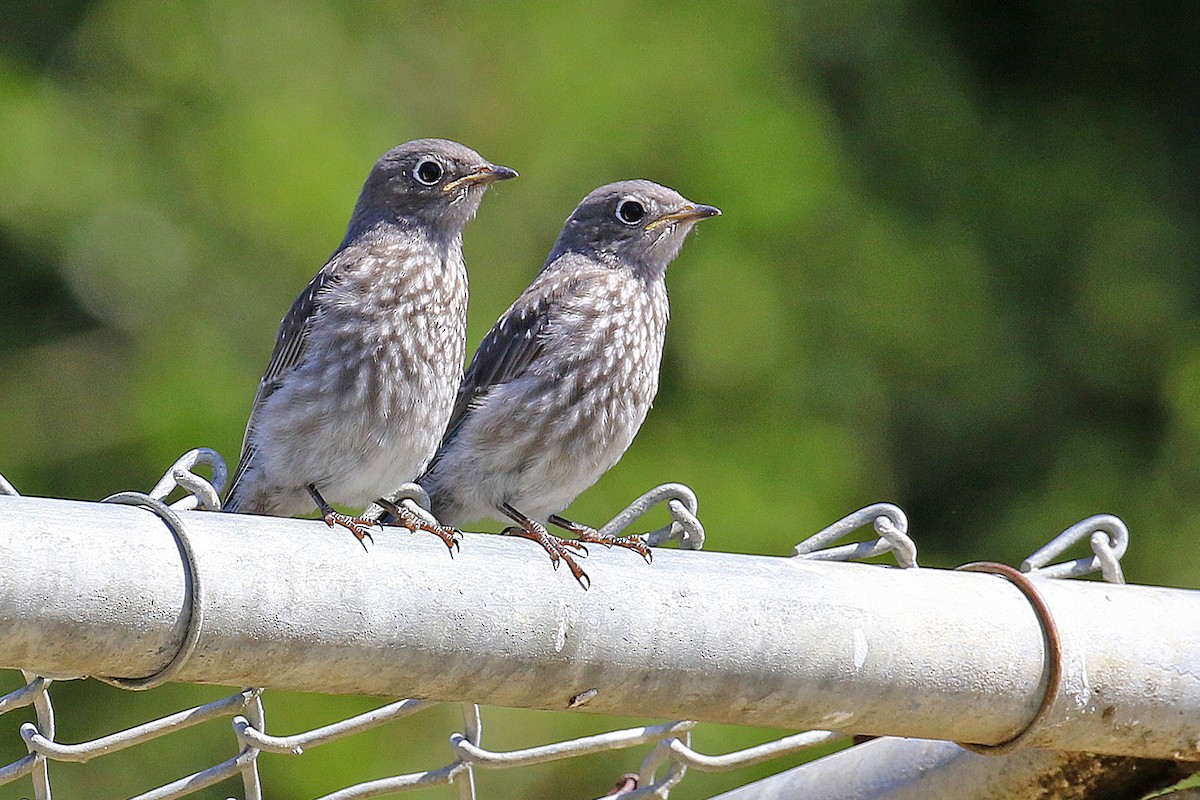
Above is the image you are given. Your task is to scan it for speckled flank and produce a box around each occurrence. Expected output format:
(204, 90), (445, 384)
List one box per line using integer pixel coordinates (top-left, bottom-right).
(420, 179), (717, 530)
(238, 226), (467, 514)
(225, 138), (509, 519)
(426, 263), (666, 523)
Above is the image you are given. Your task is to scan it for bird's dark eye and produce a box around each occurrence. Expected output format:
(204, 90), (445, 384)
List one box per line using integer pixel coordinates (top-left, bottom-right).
(415, 159), (443, 185)
(616, 199), (646, 225)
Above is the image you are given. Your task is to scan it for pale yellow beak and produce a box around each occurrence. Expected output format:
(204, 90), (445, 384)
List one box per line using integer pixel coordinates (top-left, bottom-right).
(644, 203), (722, 231)
(442, 163), (519, 193)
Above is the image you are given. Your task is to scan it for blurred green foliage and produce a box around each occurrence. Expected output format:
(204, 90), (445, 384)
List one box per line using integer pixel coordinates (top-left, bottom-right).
(2, 1), (1199, 797)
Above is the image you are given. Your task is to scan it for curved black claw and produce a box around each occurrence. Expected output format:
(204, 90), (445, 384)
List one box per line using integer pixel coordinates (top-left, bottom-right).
(558, 538), (590, 556)
(549, 542), (590, 589)
(582, 532), (652, 564)
(549, 515), (652, 564)
(375, 498), (462, 558)
(323, 511), (379, 552)
(501, 510), (591, 590)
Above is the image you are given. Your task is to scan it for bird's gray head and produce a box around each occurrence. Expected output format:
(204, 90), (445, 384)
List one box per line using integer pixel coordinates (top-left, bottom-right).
(348, 138), (518, 238)
(550, 180), (720, 279)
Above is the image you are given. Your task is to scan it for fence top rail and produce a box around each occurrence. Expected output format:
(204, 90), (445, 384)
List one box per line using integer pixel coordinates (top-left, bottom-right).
(0, 493), (1197, 761)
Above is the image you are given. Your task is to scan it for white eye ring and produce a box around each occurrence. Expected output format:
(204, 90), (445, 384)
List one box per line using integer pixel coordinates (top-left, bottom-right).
(414, 158), (443, 186)
(616, 198), (646, 225)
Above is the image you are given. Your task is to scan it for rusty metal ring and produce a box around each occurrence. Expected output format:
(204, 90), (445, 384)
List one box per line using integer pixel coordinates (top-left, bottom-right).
(97, 492), (204, 690)
(953, 561), (1062, 755)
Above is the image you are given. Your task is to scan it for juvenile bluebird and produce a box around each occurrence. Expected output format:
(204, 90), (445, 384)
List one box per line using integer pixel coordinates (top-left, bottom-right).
(413, 180), (719, 587)
(225, 139), (517, 550)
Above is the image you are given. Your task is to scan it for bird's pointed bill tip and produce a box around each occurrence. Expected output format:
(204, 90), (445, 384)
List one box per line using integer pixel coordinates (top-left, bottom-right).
(646, 203), (722, 230)
(442, 163), (519, 193)
(486, 164), (519, 181)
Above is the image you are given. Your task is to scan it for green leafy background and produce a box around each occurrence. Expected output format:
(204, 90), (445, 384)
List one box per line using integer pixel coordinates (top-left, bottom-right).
(2, 2), (1198, 797)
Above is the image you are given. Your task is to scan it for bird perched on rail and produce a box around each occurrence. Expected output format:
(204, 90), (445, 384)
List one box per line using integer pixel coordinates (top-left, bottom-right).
(225, 138), (517, 550)
(405, 180), (719, 588)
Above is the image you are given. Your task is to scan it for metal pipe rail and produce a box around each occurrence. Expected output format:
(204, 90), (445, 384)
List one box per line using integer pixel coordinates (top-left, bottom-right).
(1, 495), (1198, 761)
(708, 737), (1197, 800)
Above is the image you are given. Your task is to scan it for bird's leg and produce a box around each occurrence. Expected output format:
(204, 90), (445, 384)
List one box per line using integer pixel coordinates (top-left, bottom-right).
(308, 484), (378, 551)
(549, 513), (653, 564)
(373, 498), (462, 556)
(502, 503), (590, 590)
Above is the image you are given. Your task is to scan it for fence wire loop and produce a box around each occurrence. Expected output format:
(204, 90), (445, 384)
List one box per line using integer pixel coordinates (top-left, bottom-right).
(1021, 514), (1128, 584)
(953, 562), (1063, 756)
(602, 773), (641, 797)
(666, 729), (842, 772)
(590, 726), (846, 798)
(631, 730), (691, 800)
(597, 483), (705, 551)
(456, 703), (481, 800)
(442, 717), (842, 799)
(231, 698), (480, 800)
(2, 671), (54, 798)
(450, 720), (696, 770)
(0, 676), (49, 715)
(234, 698), (434, 756)
(792, 503), (917, 568)
(240, 692), (266, 800)
(361, 481), (440, 528)
(21, 689), (259, 764)
(97, 492), (205, 691)
(150, 448), (228, 512)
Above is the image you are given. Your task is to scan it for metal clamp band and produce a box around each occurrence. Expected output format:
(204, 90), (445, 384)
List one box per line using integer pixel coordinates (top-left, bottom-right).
(98, 492), (205, 691)
(953, 561), (1062, 754)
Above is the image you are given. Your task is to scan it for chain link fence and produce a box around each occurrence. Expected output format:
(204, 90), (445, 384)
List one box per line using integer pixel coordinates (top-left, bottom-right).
(0, 450), (1196, 799)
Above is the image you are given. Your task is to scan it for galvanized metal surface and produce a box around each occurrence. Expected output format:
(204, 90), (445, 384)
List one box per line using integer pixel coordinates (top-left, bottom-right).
(0, 455), (807, 800)
(1, 495), (1198, 760)
(706, 737), (1197, 800)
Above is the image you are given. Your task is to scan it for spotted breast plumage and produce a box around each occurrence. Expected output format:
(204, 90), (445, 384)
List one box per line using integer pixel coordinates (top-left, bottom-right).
(413, 179), (720, 586)
(225, 138), (517, 550)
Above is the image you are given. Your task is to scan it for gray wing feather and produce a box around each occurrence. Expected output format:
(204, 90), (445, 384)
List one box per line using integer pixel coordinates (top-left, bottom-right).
(439, 295), (553, 451)
(226, 269), (338, 505)
(259, 269), (338, 393)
